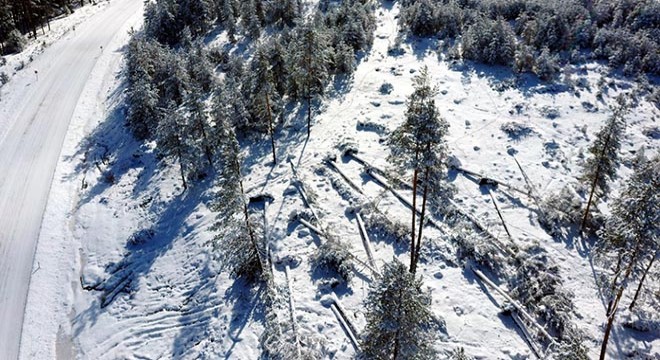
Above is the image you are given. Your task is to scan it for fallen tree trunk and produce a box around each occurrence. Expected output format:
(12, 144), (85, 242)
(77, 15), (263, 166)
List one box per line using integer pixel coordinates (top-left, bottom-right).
(471, 266), (558, 346)
(356, 213), (379, 274)
(325, 159), (365, 195)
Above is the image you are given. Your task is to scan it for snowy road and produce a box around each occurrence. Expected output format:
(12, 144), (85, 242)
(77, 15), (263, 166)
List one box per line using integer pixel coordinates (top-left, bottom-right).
(0, 1), (141, 358)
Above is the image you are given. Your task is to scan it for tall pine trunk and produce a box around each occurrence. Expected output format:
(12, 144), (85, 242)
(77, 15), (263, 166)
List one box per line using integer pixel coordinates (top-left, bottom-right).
(600, 244), (639, 360)
(412, 166), (430, 274)
(600, 285), (624, 360)
(409, 168), (418, 273)
(306, 95), (311, 138)
(176, 147), (187, 190)
(629, 254), (656, 311)
(581, 166), (600, 232)
(265, 93), (276, 164)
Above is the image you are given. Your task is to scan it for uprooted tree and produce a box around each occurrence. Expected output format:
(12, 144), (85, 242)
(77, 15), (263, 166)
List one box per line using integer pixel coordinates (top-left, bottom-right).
(388, 66), (449, 274)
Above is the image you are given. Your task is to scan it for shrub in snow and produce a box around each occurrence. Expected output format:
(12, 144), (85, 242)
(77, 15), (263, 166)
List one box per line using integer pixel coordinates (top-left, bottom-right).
(509, 245), (576, 340)
(448, 347), (473, 360)
(453, 225), (506, 277)
(537, 184), (583, 237)
(539, 105), (560, 119)
(379, 82), (393, 95)
(533, 47), (560, 81)
(0, 72), (8, 85)
(551, 333), (590, 360)
(314, 236), (353, 282)
(500, 121), (534, 140)
(360, 258), (440, 360)
(3, 30), (25, 54)
(360, 203), (410, 245)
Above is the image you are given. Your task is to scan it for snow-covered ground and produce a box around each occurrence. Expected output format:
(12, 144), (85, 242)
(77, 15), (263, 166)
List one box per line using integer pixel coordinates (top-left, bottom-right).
(0, 1), (143, 359)
(4, 1), (658, 360)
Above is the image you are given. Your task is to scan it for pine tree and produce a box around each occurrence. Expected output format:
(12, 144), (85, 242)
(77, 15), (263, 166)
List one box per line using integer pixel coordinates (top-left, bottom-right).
(248, 45), (281, 163)
(388, 66), (449, 274)
(125, 34), (163, 139)
(287, 19), (332, 137)
(360, 258), (438, 360)
(217, 73), (251, 131)
(597, 155), (659, 360)
(155, 102), (190, 189)
(580, 95), (629, 232)
(211, 103), (264, 282)
(267, 36), (288, 96)
(186, 42), (214, 92)
(185, 86), (215, 170)
(216, 0), (237, 42)
(268, 0), (301, 27)
(178, 0), (215, 37)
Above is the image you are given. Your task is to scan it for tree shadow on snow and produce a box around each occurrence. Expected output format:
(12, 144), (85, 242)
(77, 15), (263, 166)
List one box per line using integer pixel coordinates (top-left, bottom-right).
(170, 260), (222, 358)
(222, 280), (267, 359)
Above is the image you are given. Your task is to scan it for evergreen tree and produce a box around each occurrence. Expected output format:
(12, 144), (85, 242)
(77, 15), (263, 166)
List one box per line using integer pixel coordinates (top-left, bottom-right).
(126, 74), (159, 140)
(360, 258), (438, 360)
(155, 102), (190, 189)
(240, 0), (261, 39)
(178, 0), (215, 37)
(267, 0), (301, 27)
(186, 41), (214, 92)
(217, 73), (251, 131)
(211, 103), (264, 282)
(185, 86), (215, 170)
(388, 66), (449, 274)
(580, 95), (629, 232)
(143, 0), (182, 45)
(266, 36), (288, 96)
(287, 19), (332, 137)
(597, 155), (659, 360)
(248, 45), (281, 163)
(216, 0), (237, 42)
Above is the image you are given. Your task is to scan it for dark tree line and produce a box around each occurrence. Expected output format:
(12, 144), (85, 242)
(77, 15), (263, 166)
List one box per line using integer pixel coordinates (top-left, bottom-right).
(398, 0), (660, 77)
(0, 0), (93, 54)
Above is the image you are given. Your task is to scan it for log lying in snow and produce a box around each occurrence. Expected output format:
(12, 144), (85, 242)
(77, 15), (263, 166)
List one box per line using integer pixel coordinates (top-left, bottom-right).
(101, 273), (132, 308)
(325, 159), (365, 196)
(322, 294), (361, 352)
(471, 266), (558, 347)
(510, 309), (543, 359)
(450, 165), (530, 198)
(355, 213), (379, 275)
(366, 168), (442, 231)
(344, 149), (390, 181)
(283, 263), (303, 358)
(288, 158), (320, 220)
(448, 199), (517, 258)
(487, 187), (513, 241)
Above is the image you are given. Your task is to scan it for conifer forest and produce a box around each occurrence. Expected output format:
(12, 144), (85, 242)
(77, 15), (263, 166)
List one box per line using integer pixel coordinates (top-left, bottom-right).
(0, 0), (658, 359)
